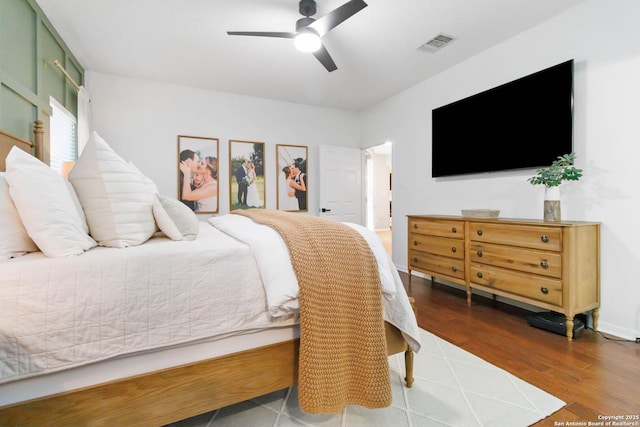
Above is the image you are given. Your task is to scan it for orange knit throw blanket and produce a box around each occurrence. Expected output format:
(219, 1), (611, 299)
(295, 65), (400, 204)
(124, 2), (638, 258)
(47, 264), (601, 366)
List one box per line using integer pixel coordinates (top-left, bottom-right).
(234, 209), (391, 413)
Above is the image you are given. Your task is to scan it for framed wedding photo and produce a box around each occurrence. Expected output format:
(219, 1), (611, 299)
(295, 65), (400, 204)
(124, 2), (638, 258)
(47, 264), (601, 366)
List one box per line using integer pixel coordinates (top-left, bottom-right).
(276, 144), (308, 212)
(177, 135), (219, 214)
(229, 140), (265, 211)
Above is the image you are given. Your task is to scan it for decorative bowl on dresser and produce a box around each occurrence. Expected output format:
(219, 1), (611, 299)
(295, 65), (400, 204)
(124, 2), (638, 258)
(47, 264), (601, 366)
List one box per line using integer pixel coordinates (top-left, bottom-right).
(407, 215), (600, 341)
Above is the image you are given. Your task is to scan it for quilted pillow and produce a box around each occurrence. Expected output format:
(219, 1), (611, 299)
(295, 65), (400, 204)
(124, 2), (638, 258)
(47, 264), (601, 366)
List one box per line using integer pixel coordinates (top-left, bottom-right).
(69, 131), (158, 248)
(152, 194), (200, 241)
(65, 180), (90, 234)
(0, 172), (39, 260)
(4, 147), (96, 258)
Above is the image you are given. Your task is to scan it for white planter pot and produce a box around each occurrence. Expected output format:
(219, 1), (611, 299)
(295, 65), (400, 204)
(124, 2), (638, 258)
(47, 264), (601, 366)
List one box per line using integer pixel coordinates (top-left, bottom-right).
(543, 186), (561, 221)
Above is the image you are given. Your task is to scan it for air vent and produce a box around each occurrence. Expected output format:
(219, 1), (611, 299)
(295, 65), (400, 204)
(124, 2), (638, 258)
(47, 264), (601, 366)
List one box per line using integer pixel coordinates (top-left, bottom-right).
(418, 33), (456, 52)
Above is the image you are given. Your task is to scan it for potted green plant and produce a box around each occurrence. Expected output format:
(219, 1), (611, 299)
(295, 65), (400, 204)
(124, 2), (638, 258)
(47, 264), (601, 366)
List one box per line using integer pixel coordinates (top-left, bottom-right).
(527, 152), (583, 187)
(528, 153), (582, 221)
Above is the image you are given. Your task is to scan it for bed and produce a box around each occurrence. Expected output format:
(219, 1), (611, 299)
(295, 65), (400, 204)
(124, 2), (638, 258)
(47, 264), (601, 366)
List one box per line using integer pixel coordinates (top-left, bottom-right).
(0, 121), (420, 425)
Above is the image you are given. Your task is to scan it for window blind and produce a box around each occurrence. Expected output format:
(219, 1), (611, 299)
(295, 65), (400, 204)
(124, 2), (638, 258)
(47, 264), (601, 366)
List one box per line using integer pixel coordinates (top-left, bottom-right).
(49, 97), (77, 174)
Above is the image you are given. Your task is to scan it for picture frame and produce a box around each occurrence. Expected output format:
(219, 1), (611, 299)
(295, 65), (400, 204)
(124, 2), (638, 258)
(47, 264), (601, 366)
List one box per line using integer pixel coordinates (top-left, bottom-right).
(276, 144), (308, 212)
(229, 140), (265, 210)
(177, 135), (219, 214)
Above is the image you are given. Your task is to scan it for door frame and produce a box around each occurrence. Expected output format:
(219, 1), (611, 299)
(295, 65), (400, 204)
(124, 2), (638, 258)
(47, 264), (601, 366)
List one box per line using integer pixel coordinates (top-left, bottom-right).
(364, 142), (392, 230)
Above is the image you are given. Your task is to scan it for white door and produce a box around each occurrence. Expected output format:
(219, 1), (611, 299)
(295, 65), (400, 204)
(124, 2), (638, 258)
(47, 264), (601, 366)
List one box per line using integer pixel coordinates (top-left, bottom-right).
(318, 145), (363, 224)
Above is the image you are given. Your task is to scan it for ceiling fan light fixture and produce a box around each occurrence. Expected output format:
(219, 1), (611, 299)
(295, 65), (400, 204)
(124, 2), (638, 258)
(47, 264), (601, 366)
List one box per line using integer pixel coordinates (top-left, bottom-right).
(294, 31), (321, 52)
(227, 0), (368, 71)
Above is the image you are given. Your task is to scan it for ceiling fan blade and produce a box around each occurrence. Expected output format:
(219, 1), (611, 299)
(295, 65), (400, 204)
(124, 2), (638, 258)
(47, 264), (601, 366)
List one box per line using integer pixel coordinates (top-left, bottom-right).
(312, 44), (337, 72)
(227, 31), (296, 39)
(308, 0), (367, 37)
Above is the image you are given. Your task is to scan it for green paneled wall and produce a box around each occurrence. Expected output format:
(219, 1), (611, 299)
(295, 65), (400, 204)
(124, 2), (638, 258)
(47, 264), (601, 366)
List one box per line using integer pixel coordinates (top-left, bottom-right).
(0, 0), (83, 147)
(40, 23), (66, 109)
(0, 0), (37, 93)
(0, 83), (37, 137)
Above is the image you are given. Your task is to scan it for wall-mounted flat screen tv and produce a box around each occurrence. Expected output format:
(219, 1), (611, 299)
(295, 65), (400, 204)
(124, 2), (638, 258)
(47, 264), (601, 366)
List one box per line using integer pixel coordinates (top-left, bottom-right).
(431, 59), (574, 178)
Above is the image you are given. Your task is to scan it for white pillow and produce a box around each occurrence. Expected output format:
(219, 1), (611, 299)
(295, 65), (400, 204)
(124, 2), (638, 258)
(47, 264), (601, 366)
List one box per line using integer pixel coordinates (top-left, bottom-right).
(4, 147), (96, 258)
(152, 194), (199, 241)
(0, 172), (39, 260)
(69, 131), (157, 248)
(128, 160), (159, 193)
(128, 160), (160, 234)
(65, 180), (90, 234)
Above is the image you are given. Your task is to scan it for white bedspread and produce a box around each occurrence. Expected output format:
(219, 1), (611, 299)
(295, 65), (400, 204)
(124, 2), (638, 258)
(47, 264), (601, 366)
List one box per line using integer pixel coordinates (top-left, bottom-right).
(0, 215), (421, 386)
(0, 223), (294, 385)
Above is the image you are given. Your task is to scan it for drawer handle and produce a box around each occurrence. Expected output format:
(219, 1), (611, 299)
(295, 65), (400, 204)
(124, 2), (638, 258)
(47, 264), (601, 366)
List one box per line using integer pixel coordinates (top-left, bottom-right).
(540, 260), (548, 269)
(477, 272), (483, 279)
(451, 247), (456, 253)
(451, 227), (457, 233)
(541, 235), (549, 243)
(413, 240), (418, 246)
(477, 250), (483, 257)
(413, 223), (418, 229)
(540, 287), (549, 295)
(477, 229), (483, 236)
(452, 266), (457, 272)
(412, 257), (418, 263)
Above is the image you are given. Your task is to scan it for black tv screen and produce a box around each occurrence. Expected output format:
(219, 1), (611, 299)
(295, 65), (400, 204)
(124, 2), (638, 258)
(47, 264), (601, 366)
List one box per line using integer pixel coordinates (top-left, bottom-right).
(432, 60), (574, 178)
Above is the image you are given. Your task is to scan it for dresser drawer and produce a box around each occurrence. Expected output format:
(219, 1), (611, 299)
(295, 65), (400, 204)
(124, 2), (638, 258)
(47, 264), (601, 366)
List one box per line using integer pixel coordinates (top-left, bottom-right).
(409, 218), (464, 239)
(409, 234), (464, 259)
(410, 251), (465, 280)
(469, 242), (561, 278)
(470, 263), (562, 306)
(407, 215), (600, 341)
(469, 222), (562, 252)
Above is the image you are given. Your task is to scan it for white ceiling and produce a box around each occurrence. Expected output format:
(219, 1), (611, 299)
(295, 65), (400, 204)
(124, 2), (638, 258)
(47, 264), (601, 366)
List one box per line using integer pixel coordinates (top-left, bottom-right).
(35, 0), (586, 112)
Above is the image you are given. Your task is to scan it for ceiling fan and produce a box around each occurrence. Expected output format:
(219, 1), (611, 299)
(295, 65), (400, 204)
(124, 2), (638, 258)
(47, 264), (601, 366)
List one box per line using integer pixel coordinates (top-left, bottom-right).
(227, 0), (368, 72)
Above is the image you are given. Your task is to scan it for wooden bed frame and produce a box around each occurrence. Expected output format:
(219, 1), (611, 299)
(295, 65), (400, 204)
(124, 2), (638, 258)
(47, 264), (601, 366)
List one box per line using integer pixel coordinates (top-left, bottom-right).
(0, 121), (415, 426)
(0, 120), (43, 171)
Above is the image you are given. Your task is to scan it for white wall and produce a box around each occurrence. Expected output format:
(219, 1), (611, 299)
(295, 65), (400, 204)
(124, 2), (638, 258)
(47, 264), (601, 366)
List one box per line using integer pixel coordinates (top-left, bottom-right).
(86, 71), (359, 216)
(360, 0), (640, 340)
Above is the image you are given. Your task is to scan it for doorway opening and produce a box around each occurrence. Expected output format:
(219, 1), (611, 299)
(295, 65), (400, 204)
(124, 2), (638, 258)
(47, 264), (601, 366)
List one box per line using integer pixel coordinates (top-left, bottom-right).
(365, 142), (392, 256)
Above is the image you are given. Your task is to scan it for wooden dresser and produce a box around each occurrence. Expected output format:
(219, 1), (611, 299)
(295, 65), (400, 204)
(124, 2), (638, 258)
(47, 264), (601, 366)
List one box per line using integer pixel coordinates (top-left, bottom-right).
(407, 215), (600, 340)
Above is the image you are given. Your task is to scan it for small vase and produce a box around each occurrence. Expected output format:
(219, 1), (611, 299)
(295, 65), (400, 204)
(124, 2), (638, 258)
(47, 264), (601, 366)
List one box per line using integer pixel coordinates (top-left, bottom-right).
(543, 186), (561, 222)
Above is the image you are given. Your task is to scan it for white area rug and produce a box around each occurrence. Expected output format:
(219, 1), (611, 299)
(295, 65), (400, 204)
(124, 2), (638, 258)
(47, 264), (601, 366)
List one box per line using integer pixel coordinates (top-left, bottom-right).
(168, 328), (565, 427)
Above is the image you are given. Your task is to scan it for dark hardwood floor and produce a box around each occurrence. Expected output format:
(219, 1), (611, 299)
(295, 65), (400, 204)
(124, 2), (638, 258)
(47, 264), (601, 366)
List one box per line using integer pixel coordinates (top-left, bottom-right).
(402, 272), (640, 427)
